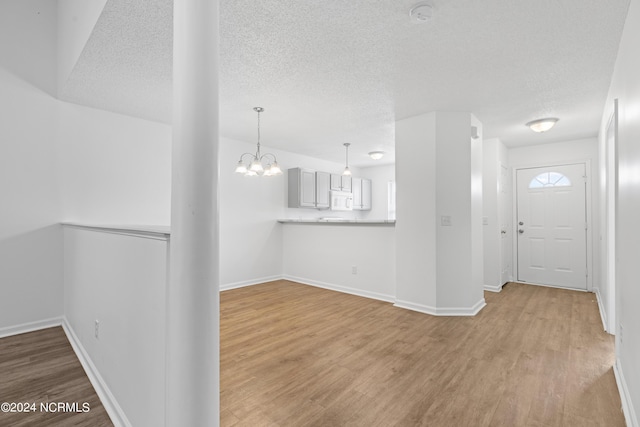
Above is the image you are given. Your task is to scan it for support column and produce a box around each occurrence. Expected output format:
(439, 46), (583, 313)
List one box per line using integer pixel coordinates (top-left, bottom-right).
(168, 0), (219, 426)
(395, 111), (485, 315)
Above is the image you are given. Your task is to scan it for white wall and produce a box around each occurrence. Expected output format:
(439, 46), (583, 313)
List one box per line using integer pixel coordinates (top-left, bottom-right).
(58, 102), (172, 225)
(220, 136), (397, 288)
(359, 163), (395, 220)
(435, 112), (484, 310)
(395, 112), (484, 315)
(0, 0), (57, 96)
(599, 0), (640, 424)
(395, 113), (438, 309)
(0, 1), (63, 333)
(282, 224), (396, 301)
(64, 226), (167, 427)
(508, 138), (600, 292)
(57, 0), (107, 93)
(483, 138), (509, 291)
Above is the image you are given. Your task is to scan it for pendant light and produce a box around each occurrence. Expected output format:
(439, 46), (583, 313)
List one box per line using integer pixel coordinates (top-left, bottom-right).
(234, 107), (282, 177)
(342, 143), (352, 176)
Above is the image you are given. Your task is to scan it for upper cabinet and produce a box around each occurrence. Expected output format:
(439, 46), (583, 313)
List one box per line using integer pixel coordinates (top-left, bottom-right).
(352, 178), (372, 211)
(288, 168), (330, 209)
(330, 174), (352, 192)
(289, 168), (370, 211)
(315, 171), (330, 209)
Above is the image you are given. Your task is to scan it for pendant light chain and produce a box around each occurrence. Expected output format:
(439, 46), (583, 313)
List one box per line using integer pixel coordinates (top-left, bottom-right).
(256, 107), (261, 158)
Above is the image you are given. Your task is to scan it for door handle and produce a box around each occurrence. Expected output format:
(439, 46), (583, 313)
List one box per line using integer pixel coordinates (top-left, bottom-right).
(501, 230), (506, 234)
(518, 229), (524, 234)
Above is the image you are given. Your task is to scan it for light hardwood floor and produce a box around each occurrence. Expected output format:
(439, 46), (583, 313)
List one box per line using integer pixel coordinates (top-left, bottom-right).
(0, 326), (112, 427)
(0, 281), (625, 426)
(221, 280), (625, 426)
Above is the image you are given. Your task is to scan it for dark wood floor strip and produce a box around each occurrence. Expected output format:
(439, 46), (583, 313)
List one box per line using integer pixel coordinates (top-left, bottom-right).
(0, 326), (113, 426)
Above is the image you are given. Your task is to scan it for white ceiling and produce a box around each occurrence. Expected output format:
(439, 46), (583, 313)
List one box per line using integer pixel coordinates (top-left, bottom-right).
(60, 0), (630, 167)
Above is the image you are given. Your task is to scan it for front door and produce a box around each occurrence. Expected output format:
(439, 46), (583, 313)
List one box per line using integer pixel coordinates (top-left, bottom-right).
(516, 164), (587, 290)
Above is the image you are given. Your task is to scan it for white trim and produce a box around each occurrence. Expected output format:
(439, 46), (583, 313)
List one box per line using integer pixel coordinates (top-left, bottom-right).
(62, 223), (169, 241)
(220, 275), (284, 292)
(614, 358), (638, 427)
(0, 317), (63, 339)
(484, 284), (503, 293)
(593, 287), (609, 333)
(62, 318), (130, 427)
(513, 281), (589, 293)
(282, 275), (395, 303)
(394, 298), (486, 316)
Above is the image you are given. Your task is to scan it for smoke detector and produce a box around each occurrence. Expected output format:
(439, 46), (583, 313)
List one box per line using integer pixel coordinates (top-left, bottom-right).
(410, 2), (434, 24)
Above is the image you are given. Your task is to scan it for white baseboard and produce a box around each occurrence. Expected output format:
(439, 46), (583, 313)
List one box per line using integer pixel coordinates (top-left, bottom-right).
(614, 358), (638, 427)
(0, 317), (63, 339)
(61, 318), (130, 427)
(282, 275), (396, 303)
(220, 275), (284, 292)
(484, 284), (503, 293)
(593, 287), (609, 333)
(394, 297), (486, 316)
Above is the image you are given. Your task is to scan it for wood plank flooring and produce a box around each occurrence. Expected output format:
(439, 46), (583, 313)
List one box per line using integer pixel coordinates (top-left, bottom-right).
(0, 281), (625, 426)
(221, 281), (625, 426)
(0, 326), (113, 427)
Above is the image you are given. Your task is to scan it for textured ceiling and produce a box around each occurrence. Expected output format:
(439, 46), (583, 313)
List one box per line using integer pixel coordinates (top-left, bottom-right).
(60, 0), (630, 167)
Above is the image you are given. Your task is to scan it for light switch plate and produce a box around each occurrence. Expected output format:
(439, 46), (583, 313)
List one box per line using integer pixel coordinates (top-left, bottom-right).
(441, 216), (452, 226)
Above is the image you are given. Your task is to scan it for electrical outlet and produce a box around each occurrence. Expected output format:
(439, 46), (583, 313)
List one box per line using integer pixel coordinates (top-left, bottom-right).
(352, 265), (358, 275)
(95, 320), (100, 340)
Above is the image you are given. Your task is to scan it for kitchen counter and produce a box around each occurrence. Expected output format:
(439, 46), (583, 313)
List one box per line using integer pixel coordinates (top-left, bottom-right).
(278, 219), (395, 225)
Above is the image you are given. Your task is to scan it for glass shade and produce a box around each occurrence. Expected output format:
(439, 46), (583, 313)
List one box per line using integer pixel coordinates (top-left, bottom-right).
(269, 162), (282, 176)
(235, 161), (248, 174)
(249, 159), (264, 173)
(526, 118), (558, 133)
(343, 166), (352, 176)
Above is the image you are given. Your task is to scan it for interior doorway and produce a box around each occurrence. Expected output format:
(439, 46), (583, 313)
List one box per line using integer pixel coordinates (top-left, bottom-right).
(515, 163), (588, 290)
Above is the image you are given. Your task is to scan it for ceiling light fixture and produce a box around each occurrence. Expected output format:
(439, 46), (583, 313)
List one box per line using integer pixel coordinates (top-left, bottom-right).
(368, 151), (385, 160)
(526, 118), (559, 133)
(342, 143), (352, 176)
(234, 107), (282, 177)
(410, 2), (434, 24)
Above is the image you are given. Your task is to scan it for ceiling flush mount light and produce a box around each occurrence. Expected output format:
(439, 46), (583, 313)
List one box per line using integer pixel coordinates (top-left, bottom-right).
(234, 107), (282, 177)
(410, 2), (434, 24)
(368, 151), (385, 160)
(342, 143), (352, 176)
(526, 118), (559, 133)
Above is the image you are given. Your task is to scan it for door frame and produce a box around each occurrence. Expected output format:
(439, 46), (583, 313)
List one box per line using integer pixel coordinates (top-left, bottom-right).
(511, 159), (593, 291)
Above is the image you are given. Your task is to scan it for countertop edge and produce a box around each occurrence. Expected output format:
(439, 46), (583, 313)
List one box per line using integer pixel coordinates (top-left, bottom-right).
(277, 219), (395, 225)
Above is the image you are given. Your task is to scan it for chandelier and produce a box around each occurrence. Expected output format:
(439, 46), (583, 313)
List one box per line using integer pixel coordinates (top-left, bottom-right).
(234, 107), (282, 177)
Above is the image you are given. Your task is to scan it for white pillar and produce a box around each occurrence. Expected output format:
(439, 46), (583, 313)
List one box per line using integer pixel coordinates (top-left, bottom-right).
(168, 0), (219, 426)
(395, 111), (484, 315)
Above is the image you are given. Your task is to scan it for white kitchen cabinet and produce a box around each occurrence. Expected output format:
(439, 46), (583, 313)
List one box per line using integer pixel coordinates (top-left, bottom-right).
(315, 171), (330, 209)
(352, 177), (372, 211)
(330, 174), (352, 192)
(288, 168), (330, 209)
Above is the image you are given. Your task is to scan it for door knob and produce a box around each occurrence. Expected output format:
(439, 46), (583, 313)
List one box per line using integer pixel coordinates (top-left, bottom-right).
(501, 230), (506, 234)
(518, 229), (524, 234)
(519, 221), (524, 226)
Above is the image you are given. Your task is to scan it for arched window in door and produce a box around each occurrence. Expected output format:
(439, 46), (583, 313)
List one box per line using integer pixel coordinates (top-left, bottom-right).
(528, 172), (572, 189)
